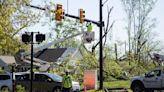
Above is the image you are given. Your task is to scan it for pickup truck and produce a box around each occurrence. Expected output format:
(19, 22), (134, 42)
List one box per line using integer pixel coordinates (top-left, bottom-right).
(130, 68), (164, 92)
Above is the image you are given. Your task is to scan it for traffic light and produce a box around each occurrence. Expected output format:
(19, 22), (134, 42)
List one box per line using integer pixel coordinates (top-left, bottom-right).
(55, 4), (64, 21)
(22, 34), (31, 44)
(82, 31), (95, 43)
(36, 34), (45, 43)
(79, 9), (85, 24)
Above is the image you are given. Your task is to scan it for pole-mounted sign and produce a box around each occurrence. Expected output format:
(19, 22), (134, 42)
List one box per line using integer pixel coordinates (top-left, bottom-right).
(22, 32), (45, 92)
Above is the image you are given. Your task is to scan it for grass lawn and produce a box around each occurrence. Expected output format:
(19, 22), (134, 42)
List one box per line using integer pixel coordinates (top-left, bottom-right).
(104, 80), (132, 92)
(104, 80), (130, 88)
(86, 80), (132, 92)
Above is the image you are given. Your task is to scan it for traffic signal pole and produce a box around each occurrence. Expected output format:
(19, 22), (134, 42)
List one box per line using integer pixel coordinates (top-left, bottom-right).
(99, 0), (103, 90)
(30, 32), (34, 92)
(26, 2), (104, 89)
(26, 4), (100, 26)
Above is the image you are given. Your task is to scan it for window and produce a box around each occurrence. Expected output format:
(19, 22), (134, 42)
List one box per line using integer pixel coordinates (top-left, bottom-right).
(35, 74), (51, 82)
(148, 70), (161, 77)
(49, 74), (62, 82)
(0, 75), (10, 80)
(16, 74), (30, 81)
(154, 70), (161, 76)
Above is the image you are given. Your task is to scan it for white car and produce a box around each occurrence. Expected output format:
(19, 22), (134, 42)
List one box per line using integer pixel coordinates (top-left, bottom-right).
(0, 72), (13, 92)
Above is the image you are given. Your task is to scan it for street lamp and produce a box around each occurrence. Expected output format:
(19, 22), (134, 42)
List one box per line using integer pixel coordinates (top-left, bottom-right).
(21, 32), (45, 92)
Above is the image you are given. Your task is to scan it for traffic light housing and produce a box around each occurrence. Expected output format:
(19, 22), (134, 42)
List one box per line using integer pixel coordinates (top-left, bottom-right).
(55, 4), (64, 21)
(36, 34), (45, 43)
(22, 33), (46, 44)
(22, 34), (31, 44)
(79, 9), (85, 24)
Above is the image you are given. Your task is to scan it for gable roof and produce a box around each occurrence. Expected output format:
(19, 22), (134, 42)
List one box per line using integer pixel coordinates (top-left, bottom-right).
(34, 48), (67, 62)
(0, 56), (16, 65)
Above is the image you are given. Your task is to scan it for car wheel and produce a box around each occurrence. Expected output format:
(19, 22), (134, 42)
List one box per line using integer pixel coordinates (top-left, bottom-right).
(1, 86), (10, 92)
(74, 90), (80, 92)
(145, 89), (154, 92)
(132, 84), (143, 92)
(53, 87), (61, 92)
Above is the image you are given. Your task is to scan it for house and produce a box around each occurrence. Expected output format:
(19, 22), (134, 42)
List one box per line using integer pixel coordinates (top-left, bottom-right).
(0, 56), (16, 72)
(14, 48), (81, 72)
(34, 47), (82, 66)
(14, 49), (42, 72)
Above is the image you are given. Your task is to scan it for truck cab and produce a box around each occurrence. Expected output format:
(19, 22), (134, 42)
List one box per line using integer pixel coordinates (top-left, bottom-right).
(131, 68), (164, 92)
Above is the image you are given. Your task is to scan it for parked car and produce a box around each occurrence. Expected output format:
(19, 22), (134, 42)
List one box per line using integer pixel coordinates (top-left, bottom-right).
(15, 72), (63, 92)
(130, 68), (164, 92)
(15, 72), (80, 92)
(0, 72), (80, 92)
(0, 72), (13, 92)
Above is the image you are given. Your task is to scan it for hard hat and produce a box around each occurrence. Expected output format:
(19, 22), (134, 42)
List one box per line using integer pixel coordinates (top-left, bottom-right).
(65, 69), (70, 73)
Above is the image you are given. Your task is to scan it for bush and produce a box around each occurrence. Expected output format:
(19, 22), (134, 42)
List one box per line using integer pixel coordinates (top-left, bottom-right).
(16, 85), (26, 92)
(120, 60), (156, 77)
(0, 67), (5, 74)
(104, 60), (124, 81)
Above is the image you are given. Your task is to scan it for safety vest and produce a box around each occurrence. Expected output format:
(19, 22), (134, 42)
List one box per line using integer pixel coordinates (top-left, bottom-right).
(62, 75), (72, 88)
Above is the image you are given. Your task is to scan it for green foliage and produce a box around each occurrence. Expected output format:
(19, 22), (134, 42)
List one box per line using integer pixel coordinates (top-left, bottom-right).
(103, 80), (130, 89)
(0, 67), (4, 74)
(0, 0), (40, 55)
(104, 60), (123, 81)
(87, 81), (131, 92)
(45, 0), (159, 84)
(121, 0), (160, 62)
(1, 88), (10, 92)
(54, 18), (82, 48)
(119, 60), (156, 77)
(80, 53), (98, 69)
(103, 56), (157, 80)
(16, 85), (26, 92)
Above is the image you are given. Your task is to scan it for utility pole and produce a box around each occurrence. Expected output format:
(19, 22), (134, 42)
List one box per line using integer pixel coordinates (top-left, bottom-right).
(115, 43), (118, 62)
(30, 32), (34, 92)
(99, 0), (103, 90)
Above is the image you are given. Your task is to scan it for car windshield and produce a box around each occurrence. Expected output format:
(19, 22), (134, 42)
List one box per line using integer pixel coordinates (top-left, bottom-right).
(48, 74), (62, 82)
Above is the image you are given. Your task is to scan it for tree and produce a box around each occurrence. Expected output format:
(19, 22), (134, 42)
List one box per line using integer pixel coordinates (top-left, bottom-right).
(40, 1), (116, 81)
(0, 0), (40, 55)
(49, 18), (81, 48)
(121, 0), (159, 62)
